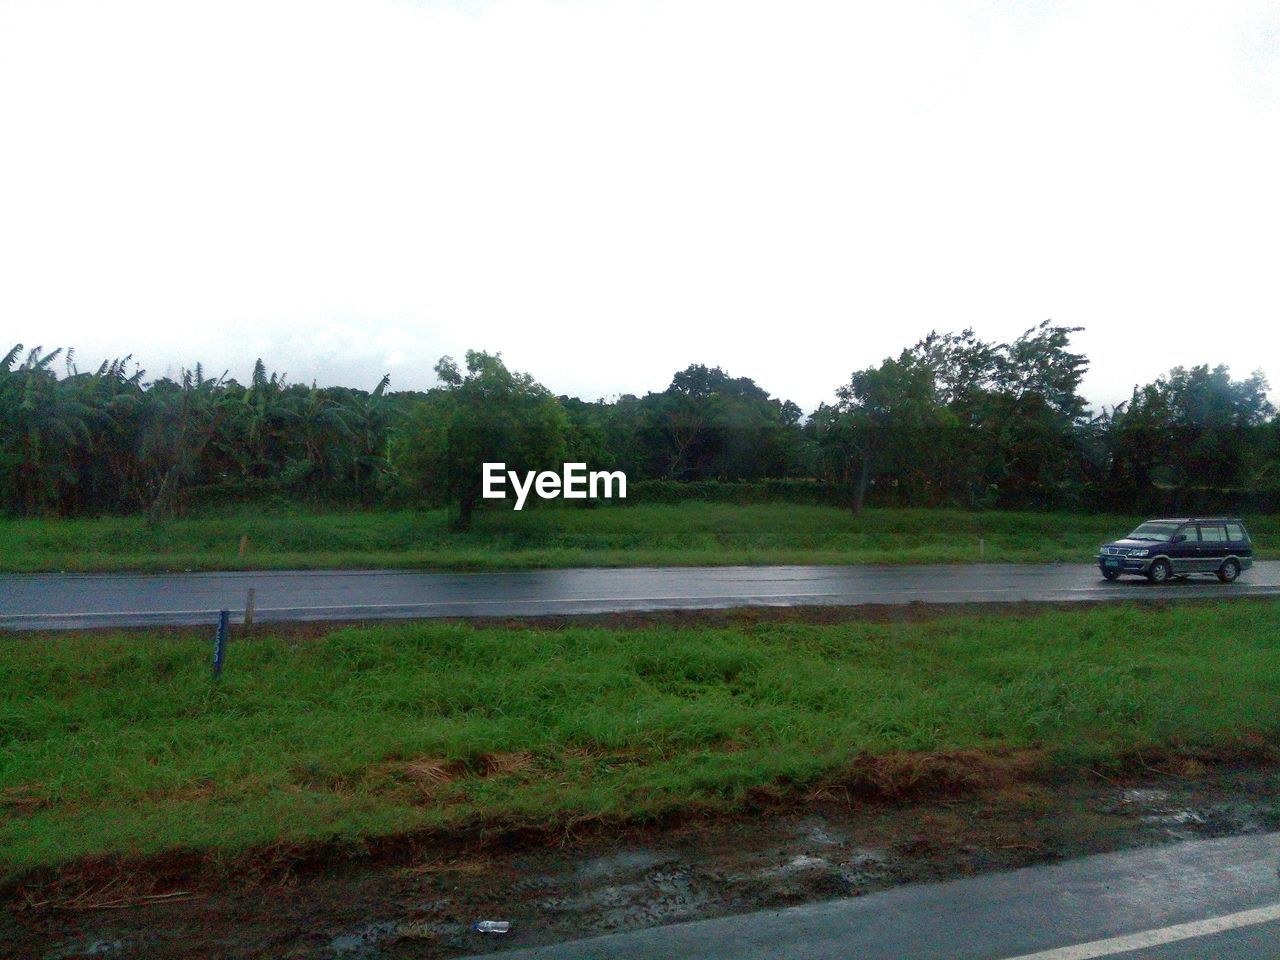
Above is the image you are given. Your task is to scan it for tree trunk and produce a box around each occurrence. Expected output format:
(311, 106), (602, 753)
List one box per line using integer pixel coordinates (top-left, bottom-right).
(851, 455), (871, 514)
(148, 463), (182, 526)
(456, 489), (476, 530)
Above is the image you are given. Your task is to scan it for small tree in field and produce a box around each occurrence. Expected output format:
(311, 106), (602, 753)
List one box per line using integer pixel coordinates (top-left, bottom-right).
(395, 351), (567, 528)
(826, 356), (941, 513)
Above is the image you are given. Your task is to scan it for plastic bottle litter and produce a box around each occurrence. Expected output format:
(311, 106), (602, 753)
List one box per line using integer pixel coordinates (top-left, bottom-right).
(471, 921), (511, 934)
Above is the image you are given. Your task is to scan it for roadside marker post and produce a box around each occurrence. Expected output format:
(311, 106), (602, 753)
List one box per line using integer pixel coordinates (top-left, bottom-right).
(238, 534), (249, 557)
(244, 588), (256, 633)
(212, 609), (229, 678)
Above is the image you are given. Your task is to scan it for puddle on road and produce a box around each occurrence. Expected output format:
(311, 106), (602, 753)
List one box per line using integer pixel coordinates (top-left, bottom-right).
(328, 921), (399, 955)
(45, 941), (124, 960)
(794, 817), (846, 847)
(576, 849), (664, 880)
(1120, 788), (1170, 806)
(316, 821), (907, 958)
(1107, 781), (1271, 841)
(328, 919), (450, 957)
(759, 854), (831, 878)
(837, 848), (893, 886)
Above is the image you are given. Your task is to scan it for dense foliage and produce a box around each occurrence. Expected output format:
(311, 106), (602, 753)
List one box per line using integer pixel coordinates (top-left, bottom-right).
(2, 325), (1276, 519)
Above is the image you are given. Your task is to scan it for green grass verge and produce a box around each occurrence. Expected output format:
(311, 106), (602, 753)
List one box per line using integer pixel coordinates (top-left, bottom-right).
(5, 600), (1280, 876)
(3, 503), (1274, 573)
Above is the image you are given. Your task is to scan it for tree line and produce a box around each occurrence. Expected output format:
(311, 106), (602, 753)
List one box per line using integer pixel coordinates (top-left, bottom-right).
(2, 322), (1276, 523)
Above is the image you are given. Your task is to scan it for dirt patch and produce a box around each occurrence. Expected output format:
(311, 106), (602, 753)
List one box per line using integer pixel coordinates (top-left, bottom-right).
(8, 760), (1280, 960)
(3, 595), (1247, 648)
(822, 748), (1043, 801)
(360, 753), (538, 806)
(9, 742), (1278, 912)
(0, 786), (50, 818)
(1, 746), (1053, 906)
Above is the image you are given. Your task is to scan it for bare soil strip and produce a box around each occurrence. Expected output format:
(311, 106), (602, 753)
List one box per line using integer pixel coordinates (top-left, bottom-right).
(8, 758), (1280, 959)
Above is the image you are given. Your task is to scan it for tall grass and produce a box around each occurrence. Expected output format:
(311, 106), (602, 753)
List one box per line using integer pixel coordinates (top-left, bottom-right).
(4, 600), (1280, 874)
(4, 503), (1272, 573)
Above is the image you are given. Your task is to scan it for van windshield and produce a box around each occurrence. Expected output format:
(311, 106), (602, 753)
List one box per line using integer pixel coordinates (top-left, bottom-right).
(1127, 522), (1180, 541)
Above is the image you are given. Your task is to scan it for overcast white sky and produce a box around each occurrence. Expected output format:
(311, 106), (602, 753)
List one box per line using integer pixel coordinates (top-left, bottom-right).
(2, 0), (1277, 411)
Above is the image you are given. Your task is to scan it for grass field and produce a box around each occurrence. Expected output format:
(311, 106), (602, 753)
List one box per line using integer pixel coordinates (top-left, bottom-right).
(5, 600), (1280, 878)
(4, 503), (1275, 573)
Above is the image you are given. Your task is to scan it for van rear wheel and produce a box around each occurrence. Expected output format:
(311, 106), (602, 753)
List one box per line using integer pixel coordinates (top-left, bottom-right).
(1147, 559), (1172, 583)
(1217, 558), (1241, 583)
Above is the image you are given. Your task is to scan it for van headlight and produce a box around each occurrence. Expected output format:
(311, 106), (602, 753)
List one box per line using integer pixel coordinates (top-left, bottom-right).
(1128, 549), (1149, 557)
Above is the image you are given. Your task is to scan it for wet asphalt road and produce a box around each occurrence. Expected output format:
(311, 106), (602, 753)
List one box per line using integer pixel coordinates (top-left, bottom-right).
(468, 832), (1280, 960)
(2, 561), (1279, 631)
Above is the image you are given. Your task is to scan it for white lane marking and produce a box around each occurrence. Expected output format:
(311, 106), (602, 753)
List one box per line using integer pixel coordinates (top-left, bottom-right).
(1, 583), (1276, 623)
(0, 588), (1033, 620)
(0, 594), (896, 621)
(1002, 902), (1280, 960)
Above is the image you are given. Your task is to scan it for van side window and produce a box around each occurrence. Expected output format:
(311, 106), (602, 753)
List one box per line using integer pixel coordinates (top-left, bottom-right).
(1179, 525), (1200, 542)
(1226, 523), (1246, 541)
(1199, 524), (1227, 543)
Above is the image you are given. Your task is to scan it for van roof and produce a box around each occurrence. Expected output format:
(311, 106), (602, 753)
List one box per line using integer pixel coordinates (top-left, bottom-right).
(1148, 517), (1244, 524)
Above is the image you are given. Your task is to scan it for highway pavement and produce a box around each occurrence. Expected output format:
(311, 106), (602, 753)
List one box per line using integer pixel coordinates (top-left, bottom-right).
(465, 831), (1280, 960)
(2, 561), (1279, 631)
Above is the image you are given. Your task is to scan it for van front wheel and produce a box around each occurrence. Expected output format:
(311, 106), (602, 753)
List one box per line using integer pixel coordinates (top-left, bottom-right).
(1147, 559), (1172, 583)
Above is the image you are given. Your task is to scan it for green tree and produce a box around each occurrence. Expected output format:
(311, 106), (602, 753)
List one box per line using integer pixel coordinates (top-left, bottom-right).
(824, 353), (943, 513)
(902, 329), (1002, 505)
(986, 321), (1090, 506)
(392, 351), (568, 528)
(1109, 364), (1274, 499)
(2, 347), (96, 515)
(633, 364), (803, 480)
(143, 365), (229, 520)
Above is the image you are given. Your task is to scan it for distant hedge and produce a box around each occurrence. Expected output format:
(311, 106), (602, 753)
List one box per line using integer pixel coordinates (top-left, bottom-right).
(625, 479), (849, 506)
(182, 476), (1280, 514)
(625, 479), (1280, 514)
(1104, 486), (1280, 516)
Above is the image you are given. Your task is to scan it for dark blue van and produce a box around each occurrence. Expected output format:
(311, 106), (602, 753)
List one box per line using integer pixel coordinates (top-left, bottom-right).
(1097, 518), (1253, 583)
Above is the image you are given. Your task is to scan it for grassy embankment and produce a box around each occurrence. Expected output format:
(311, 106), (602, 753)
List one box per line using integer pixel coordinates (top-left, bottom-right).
(5, 600), (1280, 878)
(4, 504), (1275, 573)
